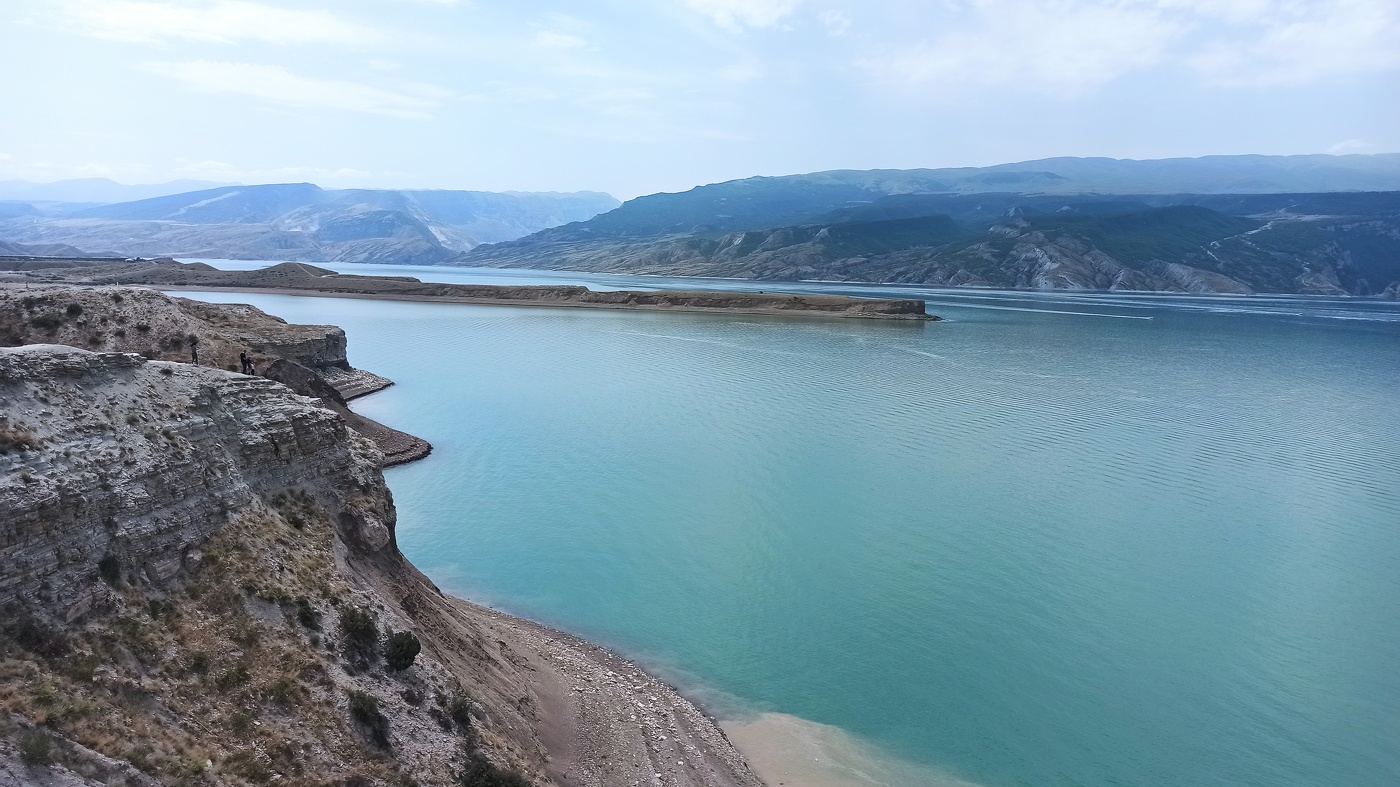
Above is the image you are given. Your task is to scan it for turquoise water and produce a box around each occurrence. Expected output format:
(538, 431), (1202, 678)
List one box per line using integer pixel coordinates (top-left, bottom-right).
(181, 276), (1400, 787)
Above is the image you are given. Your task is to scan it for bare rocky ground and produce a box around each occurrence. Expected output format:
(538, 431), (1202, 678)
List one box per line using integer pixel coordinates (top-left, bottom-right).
(0, 339), (761, 787)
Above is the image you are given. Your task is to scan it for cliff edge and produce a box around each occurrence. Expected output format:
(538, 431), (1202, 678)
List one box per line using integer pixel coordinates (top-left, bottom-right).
(0, 286), (429, 466)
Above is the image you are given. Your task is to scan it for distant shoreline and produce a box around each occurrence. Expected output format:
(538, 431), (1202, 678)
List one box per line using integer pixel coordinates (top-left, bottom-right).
(3, 256), (942, 322)
(154, 283), (942, 321)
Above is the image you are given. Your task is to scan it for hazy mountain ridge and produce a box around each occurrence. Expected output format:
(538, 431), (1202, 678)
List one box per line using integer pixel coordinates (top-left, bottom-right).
(498, 154), (1400, 245)
(460, 190), (1400, 296)
(0, 184), (621, 264)
(0, 177), (231, 204)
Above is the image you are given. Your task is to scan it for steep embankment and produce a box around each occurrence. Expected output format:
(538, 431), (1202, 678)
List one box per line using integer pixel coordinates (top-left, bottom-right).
(0, 285), (429, 465)
(0, 344), (761, 786)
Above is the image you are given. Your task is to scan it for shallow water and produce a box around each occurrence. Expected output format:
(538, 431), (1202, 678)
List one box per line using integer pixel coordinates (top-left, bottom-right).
(180, 272), (1400, 787)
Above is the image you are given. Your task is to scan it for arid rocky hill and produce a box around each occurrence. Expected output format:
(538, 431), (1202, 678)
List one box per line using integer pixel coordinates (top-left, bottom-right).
(459, 170), (1400, 295)
(0, 343), (760, 787)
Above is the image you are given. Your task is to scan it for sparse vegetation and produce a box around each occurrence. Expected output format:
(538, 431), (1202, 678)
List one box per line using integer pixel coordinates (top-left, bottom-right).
(17, 729), (54, 766)
(338, 606), (379, 657)
(65, 303), (83, 317)
(295, 597), (321, 630)
(29, 315), (61, 332)
(384, 630), (421, 671)
(348, 690), (390, 748)
(458, 758), (532, 787)
(0, 424), (41, 454)
(3, 612), (70, 660)
(447, 692), (474, 732)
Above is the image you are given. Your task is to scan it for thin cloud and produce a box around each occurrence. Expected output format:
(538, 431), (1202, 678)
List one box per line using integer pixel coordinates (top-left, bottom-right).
(1326, 139), (1377, 155)
(858, 0), (1400, 96)
(535, 31), (586, 49)
(1188, 0), (1400, 86)
(175, 160), (377, 183)
(683, 0), (804, 31)
(56, 0), (384, 46)
(860, 1), (1183, 95)
(142, 60), (444, 118)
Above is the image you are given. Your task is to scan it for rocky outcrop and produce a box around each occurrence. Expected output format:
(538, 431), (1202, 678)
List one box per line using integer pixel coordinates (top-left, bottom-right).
(0, 345), (392, 620)
(0, 344), (760, 787)
(0, 283), (348, 374)
(0, 285), (422, 465)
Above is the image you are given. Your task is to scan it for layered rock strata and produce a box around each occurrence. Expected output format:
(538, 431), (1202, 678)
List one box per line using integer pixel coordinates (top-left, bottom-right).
(0, 344), (760, 786)
(0, 285), (428, 466)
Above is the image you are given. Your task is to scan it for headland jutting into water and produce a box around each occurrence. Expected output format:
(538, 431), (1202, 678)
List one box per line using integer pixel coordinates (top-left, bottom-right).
(1, 256), (940, 322)
(0, 284), (767, 786)
(0, 257), (937, 785)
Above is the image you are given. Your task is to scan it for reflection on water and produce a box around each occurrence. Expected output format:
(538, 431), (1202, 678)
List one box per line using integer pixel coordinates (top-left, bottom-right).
(177, 281), (1400, 787)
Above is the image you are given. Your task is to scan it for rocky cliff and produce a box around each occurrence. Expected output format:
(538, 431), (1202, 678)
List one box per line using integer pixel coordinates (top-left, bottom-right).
(0, 344), (760, 786)
(0, 285), (428, 466)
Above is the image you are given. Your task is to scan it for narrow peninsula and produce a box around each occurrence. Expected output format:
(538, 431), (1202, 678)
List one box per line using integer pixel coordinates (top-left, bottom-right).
(1, 256), (940, 321)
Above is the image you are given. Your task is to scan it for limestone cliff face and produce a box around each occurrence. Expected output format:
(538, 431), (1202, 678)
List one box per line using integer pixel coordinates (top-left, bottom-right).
(0, 344), (758, 787)
(0, 345), (392, 620)
(1, 286), (428, 466)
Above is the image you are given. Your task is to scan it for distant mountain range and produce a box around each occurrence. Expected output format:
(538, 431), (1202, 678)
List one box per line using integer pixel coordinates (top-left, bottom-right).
(456, 155), (1400, 296)
(4, 155), (1399, 294)
(0, 184), (620, 264)
(0, 177), (231, 205)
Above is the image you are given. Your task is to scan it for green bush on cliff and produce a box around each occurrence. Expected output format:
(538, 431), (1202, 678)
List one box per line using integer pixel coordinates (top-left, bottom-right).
(338, 606), (379, 656)
(458, 757), (531, 787)
(18, 729), (54, 765)
(348, 690), (390, 748)
(384, 630), (421, 671)
(3, 612), (70, 659)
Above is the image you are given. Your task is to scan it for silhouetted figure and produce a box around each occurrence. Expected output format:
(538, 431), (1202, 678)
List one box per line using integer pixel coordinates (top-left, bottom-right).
(188, 335), (199, 365)
(240, 351), (250, 375)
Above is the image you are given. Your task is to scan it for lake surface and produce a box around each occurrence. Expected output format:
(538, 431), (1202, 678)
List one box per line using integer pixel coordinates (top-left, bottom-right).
(180, 269), (1400, 787)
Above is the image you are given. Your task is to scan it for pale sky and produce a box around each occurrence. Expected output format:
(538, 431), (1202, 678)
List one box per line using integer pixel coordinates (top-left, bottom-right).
(1, 0), (1397, 199)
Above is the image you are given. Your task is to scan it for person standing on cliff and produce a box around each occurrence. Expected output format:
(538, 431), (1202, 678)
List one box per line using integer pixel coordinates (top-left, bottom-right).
(240, 351), (250, 375)
(188, 335), (199, 365)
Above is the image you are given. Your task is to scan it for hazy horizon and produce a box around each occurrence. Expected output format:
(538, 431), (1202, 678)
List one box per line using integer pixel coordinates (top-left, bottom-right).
(2, 0), (1398, 200)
